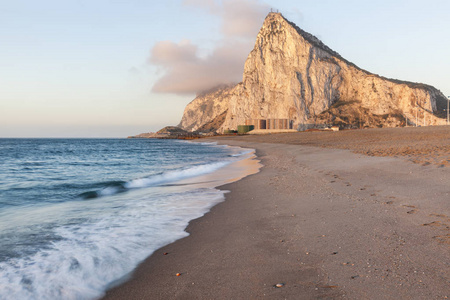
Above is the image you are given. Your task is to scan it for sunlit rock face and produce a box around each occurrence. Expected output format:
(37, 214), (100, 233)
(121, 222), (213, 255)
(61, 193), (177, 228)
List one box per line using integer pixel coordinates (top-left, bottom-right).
(178, 85), (234, 132)
(179, 13), (447, 132)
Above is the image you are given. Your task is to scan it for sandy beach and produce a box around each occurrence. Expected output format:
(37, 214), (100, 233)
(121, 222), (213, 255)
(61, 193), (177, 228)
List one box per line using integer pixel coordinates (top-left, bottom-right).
(103, 126), (449, 299)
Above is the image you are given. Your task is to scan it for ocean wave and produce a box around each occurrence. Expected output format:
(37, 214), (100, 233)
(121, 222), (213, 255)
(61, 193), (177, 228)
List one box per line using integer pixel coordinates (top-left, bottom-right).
(77, 161), (230, 199)
(229, 149), (253, 157)
(199, 142), (218, 146)
(0, 188), (226, 300)
(125, 161), (229, 188)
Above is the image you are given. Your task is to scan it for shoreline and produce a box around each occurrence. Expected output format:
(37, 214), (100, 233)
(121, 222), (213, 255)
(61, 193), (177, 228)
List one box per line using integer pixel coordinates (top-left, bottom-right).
(173, 142), (262, 190)
(98, 142), (262, 296)
(103, 128), (449, 299)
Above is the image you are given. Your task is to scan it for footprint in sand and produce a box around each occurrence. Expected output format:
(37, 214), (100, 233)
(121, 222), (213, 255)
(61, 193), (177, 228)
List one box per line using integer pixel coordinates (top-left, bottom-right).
(423, 221), (443, 227)
(402, 205), (418, 214)
(432, 234), (450, 244)
(429, 213), (449, 220)
(403, 205), (416, 208)
(422, 216), (450, 245)
(422, 221), (450, 229)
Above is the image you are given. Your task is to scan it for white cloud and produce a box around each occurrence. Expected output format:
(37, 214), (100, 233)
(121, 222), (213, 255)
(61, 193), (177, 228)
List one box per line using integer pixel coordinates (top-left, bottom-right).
(149, 0), (270, 95)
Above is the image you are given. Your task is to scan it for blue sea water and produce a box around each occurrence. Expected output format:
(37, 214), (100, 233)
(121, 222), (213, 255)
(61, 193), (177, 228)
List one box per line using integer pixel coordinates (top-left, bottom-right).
(0, 138), (256, 300)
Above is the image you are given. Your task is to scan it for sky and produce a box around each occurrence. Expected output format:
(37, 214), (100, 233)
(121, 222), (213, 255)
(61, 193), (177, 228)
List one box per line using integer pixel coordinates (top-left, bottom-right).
(1, 0), (449, 137)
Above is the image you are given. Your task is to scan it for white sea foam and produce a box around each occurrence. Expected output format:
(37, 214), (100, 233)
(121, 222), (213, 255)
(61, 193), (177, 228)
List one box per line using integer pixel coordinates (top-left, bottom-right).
(124, 161), (229, 189)
(98, 186), (122, 196)
(0, 188), (225, 300)
(230, 149), (253, 157)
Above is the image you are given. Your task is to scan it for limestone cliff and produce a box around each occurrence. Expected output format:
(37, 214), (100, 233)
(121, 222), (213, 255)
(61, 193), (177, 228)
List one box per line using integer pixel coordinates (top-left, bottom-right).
(179, 13), (447, 132)
(178, 85), (235, 132)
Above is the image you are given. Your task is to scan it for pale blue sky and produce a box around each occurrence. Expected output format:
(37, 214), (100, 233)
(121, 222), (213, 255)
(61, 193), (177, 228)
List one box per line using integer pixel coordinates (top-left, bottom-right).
(1, 0), (449, 137)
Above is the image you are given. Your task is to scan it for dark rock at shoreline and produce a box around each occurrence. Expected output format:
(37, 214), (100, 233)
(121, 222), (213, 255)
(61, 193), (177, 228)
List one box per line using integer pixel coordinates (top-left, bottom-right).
(128, 126), (202, 139)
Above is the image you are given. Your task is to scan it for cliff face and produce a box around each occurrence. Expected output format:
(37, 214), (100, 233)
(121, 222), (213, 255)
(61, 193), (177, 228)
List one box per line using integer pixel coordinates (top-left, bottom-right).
(178, 85), (235, 132)
(180, 13), (447, 132)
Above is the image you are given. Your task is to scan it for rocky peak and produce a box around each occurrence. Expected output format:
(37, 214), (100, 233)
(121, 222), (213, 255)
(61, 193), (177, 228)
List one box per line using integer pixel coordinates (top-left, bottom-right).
(178, 12), (447, 133)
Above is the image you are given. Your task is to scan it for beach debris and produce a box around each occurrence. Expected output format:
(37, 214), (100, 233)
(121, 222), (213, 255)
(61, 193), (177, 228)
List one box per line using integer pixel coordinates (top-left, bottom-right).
(163, 252), (169, 255)
(351, 275), (360, 279)
(331, 252), (338, 255)
(274, 283), (285, 288)
(176, 273), (182, 276)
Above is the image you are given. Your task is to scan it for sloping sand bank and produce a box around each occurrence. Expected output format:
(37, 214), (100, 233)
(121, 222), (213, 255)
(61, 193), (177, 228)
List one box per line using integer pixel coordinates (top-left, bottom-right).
(237, 126), (450, 167)
(104, 127), (449, 299)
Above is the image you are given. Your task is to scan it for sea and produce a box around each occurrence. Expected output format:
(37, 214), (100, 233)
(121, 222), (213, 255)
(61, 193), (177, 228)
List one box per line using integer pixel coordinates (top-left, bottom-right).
(0, 138), (258, 300)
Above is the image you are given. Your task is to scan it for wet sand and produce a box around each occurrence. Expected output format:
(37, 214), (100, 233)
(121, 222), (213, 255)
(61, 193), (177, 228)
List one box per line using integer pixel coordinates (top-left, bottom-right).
(103, 126), (449, 299)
